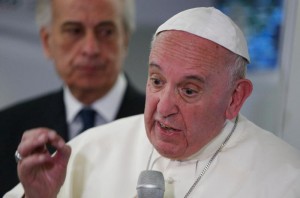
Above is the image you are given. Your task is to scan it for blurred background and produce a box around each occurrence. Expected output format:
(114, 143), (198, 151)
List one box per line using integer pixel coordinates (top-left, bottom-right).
(0, 0), (299, 149)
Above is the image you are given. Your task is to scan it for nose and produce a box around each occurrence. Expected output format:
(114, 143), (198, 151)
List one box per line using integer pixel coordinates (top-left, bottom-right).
(82, 32), (100, 58)
(157, 87), (179, 118)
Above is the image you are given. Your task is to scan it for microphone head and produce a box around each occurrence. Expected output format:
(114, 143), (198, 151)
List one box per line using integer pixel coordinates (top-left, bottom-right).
(136, 170), (165, 198)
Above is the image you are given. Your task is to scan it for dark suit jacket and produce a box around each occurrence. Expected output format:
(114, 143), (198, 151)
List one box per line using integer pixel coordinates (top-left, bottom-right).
(0, 81), (145, 196)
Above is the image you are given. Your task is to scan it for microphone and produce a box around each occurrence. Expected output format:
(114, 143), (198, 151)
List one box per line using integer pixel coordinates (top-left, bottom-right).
(136, 170), (165, 198)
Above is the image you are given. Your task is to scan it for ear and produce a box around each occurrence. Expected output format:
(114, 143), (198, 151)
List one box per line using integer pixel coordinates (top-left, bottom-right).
(123, 29), (130, 49)
(39, 27), (52, 59)
(120, 31), (130, 60)
(226, 79), (253, 119)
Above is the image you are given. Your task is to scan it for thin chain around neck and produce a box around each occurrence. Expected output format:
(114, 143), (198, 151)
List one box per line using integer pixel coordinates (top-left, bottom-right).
(184, 115), (239, 198)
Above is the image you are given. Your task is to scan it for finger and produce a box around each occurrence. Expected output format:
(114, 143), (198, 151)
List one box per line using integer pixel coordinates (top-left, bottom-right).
(18, 145), (71, 178)
(46, 130), (66, 150)
(18, 128), (52, 157)
(52, 144), (72, 166)
(18, 128), (65, 158)
(18, 151), (52, 176)
(22, 151), (52, 166)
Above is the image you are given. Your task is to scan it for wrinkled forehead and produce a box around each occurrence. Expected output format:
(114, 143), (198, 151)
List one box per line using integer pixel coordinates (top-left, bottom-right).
(151, 30), (234, 68)
(149, 31), (234, 91)
(51, 0), (123, 20)
(48, 0), (126, 32)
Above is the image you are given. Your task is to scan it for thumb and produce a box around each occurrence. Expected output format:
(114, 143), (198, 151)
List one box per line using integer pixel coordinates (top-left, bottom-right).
(53, 145), (72, 167)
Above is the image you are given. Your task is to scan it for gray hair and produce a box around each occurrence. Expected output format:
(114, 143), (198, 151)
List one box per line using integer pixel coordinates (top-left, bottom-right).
(225, 53), (248, 87)
(35, 0), (136, 35)
(231, 55), (247, 81)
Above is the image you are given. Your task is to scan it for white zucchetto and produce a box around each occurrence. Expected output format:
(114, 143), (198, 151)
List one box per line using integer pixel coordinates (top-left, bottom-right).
(155, 7), (250, 63)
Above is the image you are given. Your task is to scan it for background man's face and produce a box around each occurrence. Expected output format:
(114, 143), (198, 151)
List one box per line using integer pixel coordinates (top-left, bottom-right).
(42, 0), (128, 99)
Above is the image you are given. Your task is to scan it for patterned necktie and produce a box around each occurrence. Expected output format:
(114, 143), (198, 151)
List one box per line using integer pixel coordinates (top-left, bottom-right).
(79, 108), (96, 133)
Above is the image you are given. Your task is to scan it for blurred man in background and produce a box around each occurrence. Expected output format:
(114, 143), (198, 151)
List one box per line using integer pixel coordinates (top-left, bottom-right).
(0, 0), (145, 196)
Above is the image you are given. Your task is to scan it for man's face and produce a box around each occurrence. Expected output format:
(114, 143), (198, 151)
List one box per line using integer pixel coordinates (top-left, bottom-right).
(41, 0), (128, 101)
(144, 31), (235, 160)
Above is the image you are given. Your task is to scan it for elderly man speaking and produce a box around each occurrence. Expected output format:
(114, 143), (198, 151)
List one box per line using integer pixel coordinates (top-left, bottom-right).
(5, 7), (300, 198)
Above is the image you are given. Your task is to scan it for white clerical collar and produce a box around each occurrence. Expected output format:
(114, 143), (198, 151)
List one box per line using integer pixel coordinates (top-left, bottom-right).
(64, 73), (127, 124)
(150, 117), (237, 166)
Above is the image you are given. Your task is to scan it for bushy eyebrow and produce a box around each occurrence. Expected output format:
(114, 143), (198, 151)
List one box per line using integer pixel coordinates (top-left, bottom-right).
(149, 63), (161, 70)
(61, 21), (115, 29)
(149, 62), (205, 84)
(61, 21), (82, 28)
(184, 75), (205, 84)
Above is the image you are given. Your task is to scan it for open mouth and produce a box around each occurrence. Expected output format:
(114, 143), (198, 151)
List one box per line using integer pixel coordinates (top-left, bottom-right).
(158, 122), (179, 132)
(160, 122), (173, 130)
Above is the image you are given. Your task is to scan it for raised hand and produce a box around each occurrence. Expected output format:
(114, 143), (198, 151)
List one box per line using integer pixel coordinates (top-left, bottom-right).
(16, 128), (71, 198)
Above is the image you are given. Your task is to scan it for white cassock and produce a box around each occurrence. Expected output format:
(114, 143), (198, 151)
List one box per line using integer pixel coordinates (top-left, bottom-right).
(5, 114), (300, 198)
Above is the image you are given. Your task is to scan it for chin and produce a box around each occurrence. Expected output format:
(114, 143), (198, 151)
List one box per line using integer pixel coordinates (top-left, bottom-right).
(154, 141), (184, 160)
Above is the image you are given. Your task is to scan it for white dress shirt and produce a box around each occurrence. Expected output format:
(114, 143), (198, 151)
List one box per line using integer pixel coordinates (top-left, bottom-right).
(64, 73), (127, 139)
